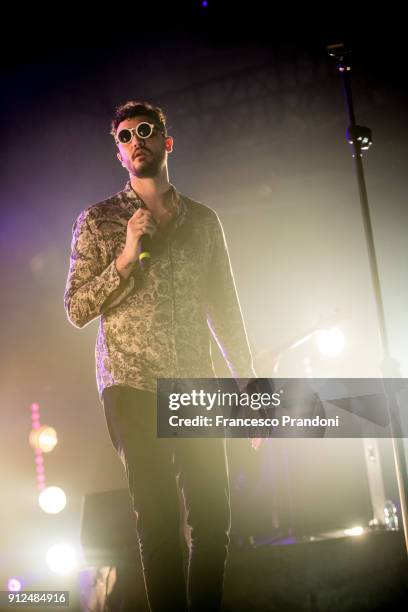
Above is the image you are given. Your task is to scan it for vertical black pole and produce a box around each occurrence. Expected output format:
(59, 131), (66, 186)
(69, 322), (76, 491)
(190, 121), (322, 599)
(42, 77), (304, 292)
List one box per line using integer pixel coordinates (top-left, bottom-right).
(328, 44), (408, 555)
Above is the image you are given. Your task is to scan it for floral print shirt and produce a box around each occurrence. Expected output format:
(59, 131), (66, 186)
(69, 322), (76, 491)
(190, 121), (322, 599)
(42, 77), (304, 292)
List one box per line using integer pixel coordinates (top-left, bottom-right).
(64, 181), (255, 399)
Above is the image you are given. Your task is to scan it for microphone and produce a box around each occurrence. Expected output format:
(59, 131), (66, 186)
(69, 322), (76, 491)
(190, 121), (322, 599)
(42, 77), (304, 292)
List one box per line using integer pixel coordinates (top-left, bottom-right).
(138, 233), (151, 271)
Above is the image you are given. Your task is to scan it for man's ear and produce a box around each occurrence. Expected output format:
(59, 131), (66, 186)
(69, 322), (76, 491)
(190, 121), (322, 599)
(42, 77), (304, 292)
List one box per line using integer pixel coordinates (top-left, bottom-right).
(165, 136), (174, 153)
(117, 152), (125, 167)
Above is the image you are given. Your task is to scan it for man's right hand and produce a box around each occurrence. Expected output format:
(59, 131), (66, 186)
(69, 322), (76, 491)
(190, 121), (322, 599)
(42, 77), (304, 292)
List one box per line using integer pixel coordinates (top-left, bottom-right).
(116, 208), (157, 278)
(250, 438), (263, 451)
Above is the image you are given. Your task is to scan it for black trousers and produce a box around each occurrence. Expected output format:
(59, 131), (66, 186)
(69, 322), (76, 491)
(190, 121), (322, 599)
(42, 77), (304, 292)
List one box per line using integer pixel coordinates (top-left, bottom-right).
(102, 385), (231, 612)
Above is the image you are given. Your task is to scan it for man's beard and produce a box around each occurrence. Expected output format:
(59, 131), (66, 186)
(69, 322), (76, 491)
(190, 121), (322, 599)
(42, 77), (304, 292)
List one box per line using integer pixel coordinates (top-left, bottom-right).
(131, 150), (165, 178)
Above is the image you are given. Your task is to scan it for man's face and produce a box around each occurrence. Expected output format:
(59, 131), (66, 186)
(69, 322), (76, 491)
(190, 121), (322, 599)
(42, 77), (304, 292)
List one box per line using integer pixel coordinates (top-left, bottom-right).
(116, 115), (173, 179)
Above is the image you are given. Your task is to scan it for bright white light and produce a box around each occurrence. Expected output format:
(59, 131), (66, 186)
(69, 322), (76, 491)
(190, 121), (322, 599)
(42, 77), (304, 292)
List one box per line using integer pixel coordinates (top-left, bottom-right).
(46, 544), (76, 574)
(38, 427), (58, 453)
(38, 486), (67, 514)
(8, 578), (22, 592)
(29, 425), (58, 452)
(316, 328), (345, 357)
(344, 526), (364, 537)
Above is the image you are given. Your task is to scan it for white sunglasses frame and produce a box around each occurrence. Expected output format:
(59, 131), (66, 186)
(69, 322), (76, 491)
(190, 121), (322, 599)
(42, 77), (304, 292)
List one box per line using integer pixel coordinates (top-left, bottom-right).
(115, 121), (164, 145)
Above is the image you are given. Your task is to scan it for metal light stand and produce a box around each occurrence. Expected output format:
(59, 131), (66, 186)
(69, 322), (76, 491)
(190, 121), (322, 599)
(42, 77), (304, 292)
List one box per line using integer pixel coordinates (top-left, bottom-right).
(327, 43), (408, 555)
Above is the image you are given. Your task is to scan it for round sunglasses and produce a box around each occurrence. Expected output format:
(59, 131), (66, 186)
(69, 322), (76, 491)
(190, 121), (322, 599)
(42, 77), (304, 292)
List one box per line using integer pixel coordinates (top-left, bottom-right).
(115, 121), (164, 145)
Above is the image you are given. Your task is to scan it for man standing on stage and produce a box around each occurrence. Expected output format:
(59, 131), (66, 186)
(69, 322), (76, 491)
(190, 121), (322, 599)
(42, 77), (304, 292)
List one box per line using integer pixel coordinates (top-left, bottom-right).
(64, 100), (256, 611)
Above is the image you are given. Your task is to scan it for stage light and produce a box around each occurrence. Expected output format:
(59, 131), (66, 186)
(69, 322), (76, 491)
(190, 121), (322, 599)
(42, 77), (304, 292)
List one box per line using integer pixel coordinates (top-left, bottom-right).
(30, 403), (40, 414)
(38, 486), (67, 514)
(384, 500), (399, 530)
(29, 426), (58, 452)
(344, 526), (364, 537)
(46, 544), (76, 574)
(38, 427), (58, 453)
(316, 327), (345, 357)
(7, 578), (22, 592)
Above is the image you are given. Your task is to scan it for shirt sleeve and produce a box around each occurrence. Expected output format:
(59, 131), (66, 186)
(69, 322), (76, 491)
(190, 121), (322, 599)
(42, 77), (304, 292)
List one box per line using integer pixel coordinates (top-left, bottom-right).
(64, 209), (135, 328)
(206, 213), (256, 379)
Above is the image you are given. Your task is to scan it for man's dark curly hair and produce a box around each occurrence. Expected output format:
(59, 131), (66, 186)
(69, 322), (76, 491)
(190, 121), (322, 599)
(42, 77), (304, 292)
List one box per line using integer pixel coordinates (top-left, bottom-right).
(110, 101), (167, 139)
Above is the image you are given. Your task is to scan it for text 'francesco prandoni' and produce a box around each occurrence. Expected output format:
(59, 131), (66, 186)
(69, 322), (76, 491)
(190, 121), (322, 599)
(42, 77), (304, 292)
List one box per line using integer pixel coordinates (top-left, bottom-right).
(166, 389), (339, 430)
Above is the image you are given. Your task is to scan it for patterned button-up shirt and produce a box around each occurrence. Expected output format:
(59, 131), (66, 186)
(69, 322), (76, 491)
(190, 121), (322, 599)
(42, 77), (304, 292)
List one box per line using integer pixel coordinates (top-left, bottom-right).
(64, 181), (255, 399)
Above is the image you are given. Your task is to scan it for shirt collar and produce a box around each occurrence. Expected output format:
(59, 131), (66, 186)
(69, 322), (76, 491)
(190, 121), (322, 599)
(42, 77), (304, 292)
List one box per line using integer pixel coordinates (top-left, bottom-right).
(120, 180), (186, 227)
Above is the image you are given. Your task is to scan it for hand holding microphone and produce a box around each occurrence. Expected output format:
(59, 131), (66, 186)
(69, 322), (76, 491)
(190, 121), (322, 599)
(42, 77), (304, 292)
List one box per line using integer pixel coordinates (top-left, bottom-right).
(135, 205), (156, 271)
(116, 207), (157, 278)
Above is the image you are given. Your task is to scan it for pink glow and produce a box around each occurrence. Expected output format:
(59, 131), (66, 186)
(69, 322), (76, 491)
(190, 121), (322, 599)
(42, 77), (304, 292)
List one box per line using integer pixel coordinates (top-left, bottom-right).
(7, 578), (22, 592)
(30, 402), (47, 492)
